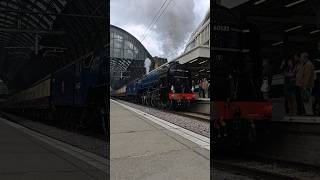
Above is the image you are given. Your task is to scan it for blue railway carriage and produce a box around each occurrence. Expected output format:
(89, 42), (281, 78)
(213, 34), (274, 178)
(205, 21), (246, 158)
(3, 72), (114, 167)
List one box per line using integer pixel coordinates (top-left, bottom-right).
(126, 79), (140, 101)
(5, 49), (108, 134)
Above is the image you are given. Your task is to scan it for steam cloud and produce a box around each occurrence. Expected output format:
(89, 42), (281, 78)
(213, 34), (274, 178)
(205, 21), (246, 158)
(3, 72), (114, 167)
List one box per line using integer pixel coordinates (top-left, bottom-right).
(145, 58), (151, 73)
(111, 0), (198, 59)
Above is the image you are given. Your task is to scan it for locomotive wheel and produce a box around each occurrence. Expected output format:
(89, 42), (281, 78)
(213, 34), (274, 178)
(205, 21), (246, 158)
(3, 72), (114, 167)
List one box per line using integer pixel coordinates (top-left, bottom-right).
(146, 95), (150, 106)
(142, 94), (146, 105)
(168, 100), (176, 110)
(155, 98), (160, 108)
(150, 95), (154, 107)
(186, 100), (191, 109)
(152, 99), (156, 107)
(146, 94), (150, 106)
(180, 101), (188, 110)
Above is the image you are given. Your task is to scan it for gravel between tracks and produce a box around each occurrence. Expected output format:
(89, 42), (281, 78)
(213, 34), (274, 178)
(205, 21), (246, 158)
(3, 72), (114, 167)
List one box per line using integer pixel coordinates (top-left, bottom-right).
(115, 99), (210, 138)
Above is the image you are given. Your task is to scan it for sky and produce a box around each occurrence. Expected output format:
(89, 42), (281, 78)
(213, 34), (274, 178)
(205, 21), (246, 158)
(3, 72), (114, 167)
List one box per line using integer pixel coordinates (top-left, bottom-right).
(110, 0), (210, 60)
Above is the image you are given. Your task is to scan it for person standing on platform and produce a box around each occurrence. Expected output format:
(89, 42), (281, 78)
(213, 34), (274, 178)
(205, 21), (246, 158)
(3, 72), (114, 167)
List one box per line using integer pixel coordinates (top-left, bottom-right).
(297, 52), (314, 115)
(199, 79), (204, 98)
(294, 53), (305, 115)
(203, 78), (209, 98)
(208, 81), (210, 98)
(191, 80), (195, 92)
(261, 58), (273, 99)
(281, 58), (297, 115)
(194, 80), (200, 97)
(312, 74), (320, 115)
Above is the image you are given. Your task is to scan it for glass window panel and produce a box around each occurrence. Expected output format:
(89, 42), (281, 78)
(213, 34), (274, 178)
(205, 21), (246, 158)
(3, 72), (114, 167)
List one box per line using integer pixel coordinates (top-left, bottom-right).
(114, 39), (123, 49)
(113, 48), (123, 58)
(110, 39), (114, 48)
(110, 47), (113, 57)
(124, 40), (134, 50)
(114, 33), (123, 40)
(124, 49), (134, 59)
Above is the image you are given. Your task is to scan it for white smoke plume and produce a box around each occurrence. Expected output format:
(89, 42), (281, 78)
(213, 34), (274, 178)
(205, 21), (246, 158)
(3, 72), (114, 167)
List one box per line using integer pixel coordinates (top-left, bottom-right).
(111, 0), (200, 59)
(144, 58), (151, 73)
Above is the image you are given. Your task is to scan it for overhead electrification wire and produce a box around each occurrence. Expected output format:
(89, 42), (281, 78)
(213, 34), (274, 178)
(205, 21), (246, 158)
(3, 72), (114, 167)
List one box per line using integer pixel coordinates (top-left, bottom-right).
(140, 0), (169, 40)
(141, 0), (173, 42)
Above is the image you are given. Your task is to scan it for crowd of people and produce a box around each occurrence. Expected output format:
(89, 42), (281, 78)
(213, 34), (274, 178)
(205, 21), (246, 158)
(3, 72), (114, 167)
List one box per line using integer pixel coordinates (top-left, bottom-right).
(280, 52), (317, 116)
(192, 78), (210, 99)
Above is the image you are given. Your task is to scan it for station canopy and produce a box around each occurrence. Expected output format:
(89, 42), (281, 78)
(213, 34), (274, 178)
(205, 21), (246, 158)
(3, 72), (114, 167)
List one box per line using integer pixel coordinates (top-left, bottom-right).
(0, 0), (108, 91)
(110, 25), (153, 91)
(229, 0), (320, 71)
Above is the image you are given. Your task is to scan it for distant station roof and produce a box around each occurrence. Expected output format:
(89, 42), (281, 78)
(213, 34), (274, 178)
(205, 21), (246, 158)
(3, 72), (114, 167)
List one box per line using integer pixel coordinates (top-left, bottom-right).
(110, 25), (153, 90)
(229, 0), (320, 69)
(0, 0), (108, 91)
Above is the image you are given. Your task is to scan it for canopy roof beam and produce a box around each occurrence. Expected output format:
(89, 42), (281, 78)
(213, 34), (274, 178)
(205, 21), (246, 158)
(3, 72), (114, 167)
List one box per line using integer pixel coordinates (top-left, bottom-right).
(0, 27), (65, 34)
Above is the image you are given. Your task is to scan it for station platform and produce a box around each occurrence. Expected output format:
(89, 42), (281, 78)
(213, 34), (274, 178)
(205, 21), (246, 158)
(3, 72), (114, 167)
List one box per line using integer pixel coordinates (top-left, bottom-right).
(110, 99), (210, 180)
(190, 98), (210, 115)
(271, 98), (320, 123)
(0, 117), (108, 180)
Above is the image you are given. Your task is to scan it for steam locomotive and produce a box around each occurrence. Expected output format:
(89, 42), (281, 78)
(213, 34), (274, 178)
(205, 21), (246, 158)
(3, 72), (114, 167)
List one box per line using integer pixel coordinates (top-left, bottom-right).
(212, 4), (272, 148)
(116, 61), (197, 109)
(3, 48), (108, 134)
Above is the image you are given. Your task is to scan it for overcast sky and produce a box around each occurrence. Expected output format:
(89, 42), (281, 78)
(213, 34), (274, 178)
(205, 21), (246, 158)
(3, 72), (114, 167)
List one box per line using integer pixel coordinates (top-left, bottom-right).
(111, 0), (210, 60)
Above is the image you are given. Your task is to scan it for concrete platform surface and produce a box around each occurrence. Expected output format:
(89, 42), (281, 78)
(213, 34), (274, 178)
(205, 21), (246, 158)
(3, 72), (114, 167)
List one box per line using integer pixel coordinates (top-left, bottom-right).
(0, 117), (108, 180)
(110, 99), (210, 180)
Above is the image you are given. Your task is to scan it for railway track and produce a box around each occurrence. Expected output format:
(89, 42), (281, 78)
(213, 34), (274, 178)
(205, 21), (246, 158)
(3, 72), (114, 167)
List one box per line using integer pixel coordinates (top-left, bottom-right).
(171, 111), (209, 121)
(113, 98), (209, 121)
(114, 99), (210, 137)
(213, 153), (320, 180)
(213, 160), (297, 180)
